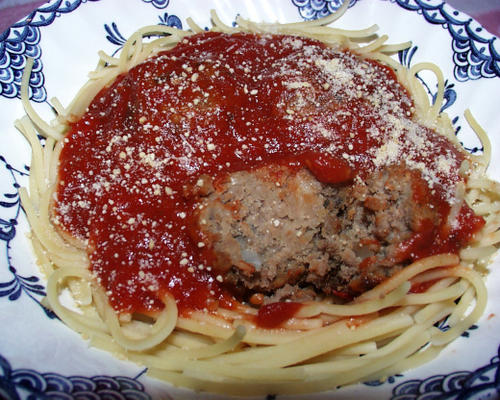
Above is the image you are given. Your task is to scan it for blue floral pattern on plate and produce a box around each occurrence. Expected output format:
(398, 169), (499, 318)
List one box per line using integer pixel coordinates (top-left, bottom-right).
(105, 12), (182, 55)
(292, 0), (357, 20)
(391, 0), (500, 81)
(0, 1), (499, 399)
(0, 0), (102, 103)
(142, 0), (171, 10)
(293, 0), (500, 81)
(0, 156), (55, 317)
(391, 345), (500, 399)
(0, 354), (152, 400)
(0, 0), (178, 103)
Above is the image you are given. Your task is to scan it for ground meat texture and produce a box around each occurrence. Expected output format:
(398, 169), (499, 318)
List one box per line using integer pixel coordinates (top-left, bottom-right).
(192, 164), (439, 302)
(318, 166), (438, 297)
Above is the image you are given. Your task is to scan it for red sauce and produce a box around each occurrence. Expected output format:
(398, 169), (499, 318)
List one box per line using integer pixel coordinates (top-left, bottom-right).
(55, 32), (483, 322)
(410, 278), (442, 294)
(256, 302), (302, 329)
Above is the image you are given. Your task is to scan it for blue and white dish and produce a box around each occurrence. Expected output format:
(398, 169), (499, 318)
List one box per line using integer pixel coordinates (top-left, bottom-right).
(1, 1), (499, 399)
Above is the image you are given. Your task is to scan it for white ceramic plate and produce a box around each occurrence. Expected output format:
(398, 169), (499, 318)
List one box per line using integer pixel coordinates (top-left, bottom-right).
(1, 1), (499, 399)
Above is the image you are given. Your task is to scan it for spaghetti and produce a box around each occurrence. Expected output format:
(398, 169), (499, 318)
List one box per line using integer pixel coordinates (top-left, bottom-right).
(17, 3), (500, 396)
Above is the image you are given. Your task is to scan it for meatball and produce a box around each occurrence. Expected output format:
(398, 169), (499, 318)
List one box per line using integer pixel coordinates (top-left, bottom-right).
(191, 164), (438, 302)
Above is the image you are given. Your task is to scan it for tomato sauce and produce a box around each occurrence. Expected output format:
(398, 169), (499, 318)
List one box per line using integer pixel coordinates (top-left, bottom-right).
(410, 279), (441, 294)
(256, 302), (302, 329)
(54, 32), (483, 323)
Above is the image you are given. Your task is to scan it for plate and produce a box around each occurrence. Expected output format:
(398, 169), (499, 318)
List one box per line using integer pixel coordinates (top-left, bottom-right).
(1, 1), (499, 399)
